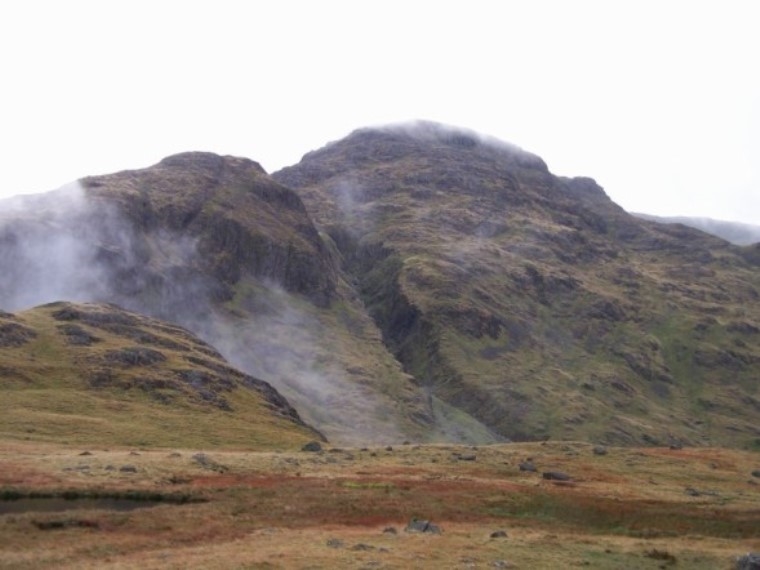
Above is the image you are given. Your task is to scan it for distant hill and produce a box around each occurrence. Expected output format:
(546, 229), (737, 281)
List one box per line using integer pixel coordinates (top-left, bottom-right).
(634, 213), (760, 245)
(0, 302), (322, 448)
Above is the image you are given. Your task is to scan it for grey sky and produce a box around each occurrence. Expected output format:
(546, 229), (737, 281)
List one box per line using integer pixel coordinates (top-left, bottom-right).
(1, 0), (758, 224)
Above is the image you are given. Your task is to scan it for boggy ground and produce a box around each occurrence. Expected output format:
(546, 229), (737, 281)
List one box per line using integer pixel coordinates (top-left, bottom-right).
(0, 440), (758, 569)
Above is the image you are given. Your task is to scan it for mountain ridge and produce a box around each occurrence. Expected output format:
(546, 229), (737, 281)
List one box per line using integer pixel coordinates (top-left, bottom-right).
(1, 122), (759, 448)
(275, 122), (760, 448)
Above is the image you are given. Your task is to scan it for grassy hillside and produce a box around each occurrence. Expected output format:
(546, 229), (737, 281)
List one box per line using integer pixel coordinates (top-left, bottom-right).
(0, 302), (322, 449)
(275, 122), (760, 449)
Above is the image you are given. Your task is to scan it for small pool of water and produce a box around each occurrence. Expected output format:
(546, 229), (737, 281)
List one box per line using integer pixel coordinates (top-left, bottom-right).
(0, 497), (164, 515)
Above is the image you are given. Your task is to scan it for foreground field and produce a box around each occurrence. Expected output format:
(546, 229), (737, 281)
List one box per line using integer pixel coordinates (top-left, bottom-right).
(1, 440), (758, 569)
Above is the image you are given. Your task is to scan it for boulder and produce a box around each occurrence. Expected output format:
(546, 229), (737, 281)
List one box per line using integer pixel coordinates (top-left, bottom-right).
(542, 471), (572, 481)
(736, 553), (760, 570)
(405, 518), (442, 534)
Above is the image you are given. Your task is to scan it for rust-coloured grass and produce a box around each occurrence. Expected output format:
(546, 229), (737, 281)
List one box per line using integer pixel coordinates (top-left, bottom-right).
(0, 440), (758, 569)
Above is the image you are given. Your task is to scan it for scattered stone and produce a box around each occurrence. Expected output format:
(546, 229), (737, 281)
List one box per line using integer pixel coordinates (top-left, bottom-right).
(168, 452), (182, 458)
(119, 465), (138, 473)
(458, 454), (477, 461)
(490, 530), (508, 538)
(669, 441), (683, 450)
(751, 470), (760, 479)
(685, 487), (701, 497)
(192, 453), (228, 473)
(385, 446), (393, 452)
(382, 526), (398, 535)
(326, 538), (344, 548)
(301, 441), (323, 452)
(104, 465), (115, 471)
(79, 451), (93, 456)
(492, 561), (513, 569)
(405, 518), (442, 534)
(129, 451), (141, 456)
(351, 543), (375, 551)
(736, 552), (760, 570)
(542, 471), (572, 481)
(592, 445), (608, 456)
(519, 461), (537, 472)
(644, 548), (677, 565)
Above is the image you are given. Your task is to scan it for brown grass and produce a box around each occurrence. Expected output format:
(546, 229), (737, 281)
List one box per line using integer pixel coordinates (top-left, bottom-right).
(1, 440), (758, 568)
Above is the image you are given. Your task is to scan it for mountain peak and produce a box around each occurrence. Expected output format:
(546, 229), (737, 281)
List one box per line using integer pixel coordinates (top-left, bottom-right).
(354, 120), (545, 164)
(157, 152), (267, 175)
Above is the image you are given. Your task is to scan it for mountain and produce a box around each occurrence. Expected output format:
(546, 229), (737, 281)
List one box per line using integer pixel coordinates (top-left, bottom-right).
(2, 124), (759, 449)
(0, 301), (321, 448)
(0, 154), (453, 445)
(634, 213), (760, 246)
(274, 122), (760, 448)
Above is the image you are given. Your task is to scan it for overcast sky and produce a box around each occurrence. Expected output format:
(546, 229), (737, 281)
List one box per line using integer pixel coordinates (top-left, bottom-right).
(1, 1), (758, 224)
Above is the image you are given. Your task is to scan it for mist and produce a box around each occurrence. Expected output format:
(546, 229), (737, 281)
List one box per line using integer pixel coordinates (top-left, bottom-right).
(0, 183), (405, 444)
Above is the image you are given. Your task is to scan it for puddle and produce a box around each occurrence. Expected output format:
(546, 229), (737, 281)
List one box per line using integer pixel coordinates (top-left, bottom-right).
(0, 497), (165, 515)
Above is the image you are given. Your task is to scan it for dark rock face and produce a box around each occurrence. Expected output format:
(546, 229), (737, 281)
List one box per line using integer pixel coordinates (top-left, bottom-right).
(301, 441), (323, 452)
(82, 152), (338, 308)
(0, 321), (36, 347)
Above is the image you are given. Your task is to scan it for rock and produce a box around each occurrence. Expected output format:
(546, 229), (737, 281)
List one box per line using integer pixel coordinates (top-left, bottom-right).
(192, 453), (228, 472)
(79, 451), (92, 456)
(382, 527), (398, 534)
(350, 543), (375, 551)
(519, 461), (537, 472)
(542, 471), (572, 481)
(119, 465), (138, 473)
(685, 487), (701, 497)
(490, 530), (508, 538)
(458, 454), (477, 461)
(751, 470), (760, 478)
(385, 446), (393, 452)
(405, 518), (442, 534)
(736, 553), (760, 570)
(592, 445), (608, 456)
(302, 441), (323, 452)
(326, 538), (344, 548)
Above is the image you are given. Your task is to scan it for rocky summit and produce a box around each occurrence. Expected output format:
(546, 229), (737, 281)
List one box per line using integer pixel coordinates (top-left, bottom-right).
(1, 122), (759, 449)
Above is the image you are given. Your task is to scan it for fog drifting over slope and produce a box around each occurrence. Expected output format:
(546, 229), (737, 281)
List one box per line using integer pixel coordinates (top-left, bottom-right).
(0, 183), (405, 443)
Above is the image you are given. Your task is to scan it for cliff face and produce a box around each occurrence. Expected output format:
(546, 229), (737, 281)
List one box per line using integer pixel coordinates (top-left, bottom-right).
(275, 122), (760, 448)
(82, 151), (338, 308)
(0, 153), (440, 445)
